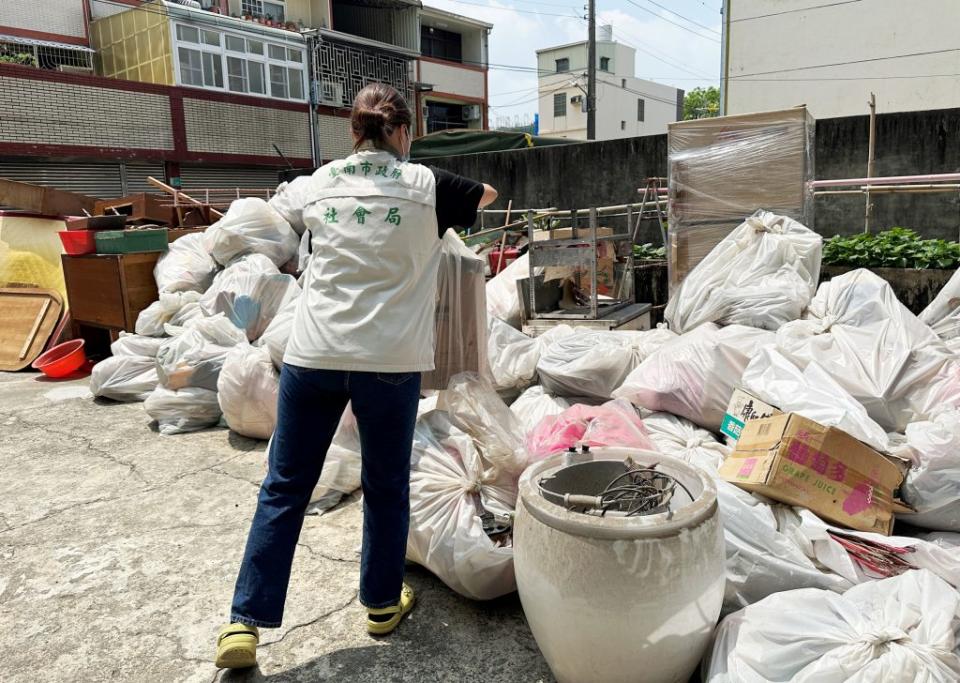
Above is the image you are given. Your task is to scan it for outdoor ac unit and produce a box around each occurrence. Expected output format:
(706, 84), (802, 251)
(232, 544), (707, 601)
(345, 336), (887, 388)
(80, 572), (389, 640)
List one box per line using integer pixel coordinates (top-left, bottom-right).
(570, 95), (583, 104)
(318, 81), (344, 107)
(462, 104), (482, 122)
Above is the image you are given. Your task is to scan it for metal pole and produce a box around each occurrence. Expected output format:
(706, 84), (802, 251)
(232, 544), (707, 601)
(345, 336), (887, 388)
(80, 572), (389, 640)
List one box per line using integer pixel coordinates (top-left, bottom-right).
(306, 33), (321, 166)
(589, 207), (599, 319)
(527, 211), (537, 322)
(586, 0), (597, 140)
(864, 92), (876, 233)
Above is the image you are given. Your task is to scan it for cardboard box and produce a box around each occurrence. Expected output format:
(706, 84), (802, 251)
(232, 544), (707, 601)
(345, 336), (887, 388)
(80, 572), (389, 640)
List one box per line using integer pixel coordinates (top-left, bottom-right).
(718, 413), (904, 535)
(533, 227), (614, 241)
(720, 387), (782, 442)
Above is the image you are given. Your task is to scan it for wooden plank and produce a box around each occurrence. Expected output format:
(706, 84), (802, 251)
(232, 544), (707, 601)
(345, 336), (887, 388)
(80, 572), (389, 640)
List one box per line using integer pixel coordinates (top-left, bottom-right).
(61, 255), (126, 328)
(121, 253), (161, 330)
(0, 178), (99, 216)
(19, 299), (51, 360)
(0, 287), (63, 370)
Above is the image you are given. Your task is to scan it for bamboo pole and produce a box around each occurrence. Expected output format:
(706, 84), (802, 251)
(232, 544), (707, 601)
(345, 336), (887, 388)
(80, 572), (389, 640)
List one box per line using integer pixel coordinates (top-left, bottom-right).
(865, 93), (877, 233)
(494, 200), (513, 275)
(147, 176), (225, 218)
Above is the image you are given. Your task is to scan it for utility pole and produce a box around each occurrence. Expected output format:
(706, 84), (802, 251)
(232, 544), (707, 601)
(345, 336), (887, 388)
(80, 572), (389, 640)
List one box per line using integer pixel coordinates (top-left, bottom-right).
(586, 0), (596, 140)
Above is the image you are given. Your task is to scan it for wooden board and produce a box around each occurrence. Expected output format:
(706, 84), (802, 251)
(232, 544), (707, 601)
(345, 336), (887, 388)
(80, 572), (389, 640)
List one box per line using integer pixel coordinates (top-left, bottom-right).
(61, 253), (160, 331)
(0, 287), (63, 370)
(0, 178), (99, 216)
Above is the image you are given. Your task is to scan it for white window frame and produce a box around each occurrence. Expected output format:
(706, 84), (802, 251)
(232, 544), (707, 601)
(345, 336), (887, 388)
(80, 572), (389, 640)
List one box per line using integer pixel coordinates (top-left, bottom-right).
(171, 21), (306, 102)
(241, 0), (287, 22)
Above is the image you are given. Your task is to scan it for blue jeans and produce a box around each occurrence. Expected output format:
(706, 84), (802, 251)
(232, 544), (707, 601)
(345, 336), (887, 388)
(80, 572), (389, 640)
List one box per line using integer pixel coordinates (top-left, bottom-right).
(230, 364), (422, 628)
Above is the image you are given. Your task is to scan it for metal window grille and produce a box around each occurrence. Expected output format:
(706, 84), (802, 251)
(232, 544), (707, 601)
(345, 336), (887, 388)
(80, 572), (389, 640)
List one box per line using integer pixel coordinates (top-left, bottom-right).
(555, 58), (569, 73)
(312, 39), (413, 111)
(637, 98), (645, 122)
(553, 92), (566, 117)
(0, 38), (92, 71)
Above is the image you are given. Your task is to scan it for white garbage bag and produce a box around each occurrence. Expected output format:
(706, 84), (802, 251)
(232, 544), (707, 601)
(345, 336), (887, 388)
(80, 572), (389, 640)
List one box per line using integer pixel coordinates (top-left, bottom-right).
(445, 373), (528, 475)
(155, 314), (248, 391)
(154, 232), (218, 294)
(537, 328), (677, 400)
(267, 175), (312, 235)
(203, 197), (299, 267)
(665, 210), (822, 334)
(135, 291), (202, 337)
(893, 409), (960, 531)
(163, 300), (205, 336)
(144, 385), (222, 435)
(486, 253), (535, 328)
(407, 409), (517, 600)
(509, 385), (570, 436)
(919, 267), (960, 344)
(705, 569), (960, 682)
(217, 345), (279, 440)
(89, 355), (159, 403)
(614, 323), (775, 431)
(258, 295), (299, 370)
(776, 269), (960, 432)
(740, 346), (890, 453)
(110, 332), (166, 358)
(200, 255), (300, 342)
(486, 317), (575, 396)
(642, 412), (730, 472)
(305, 402), (363, 514)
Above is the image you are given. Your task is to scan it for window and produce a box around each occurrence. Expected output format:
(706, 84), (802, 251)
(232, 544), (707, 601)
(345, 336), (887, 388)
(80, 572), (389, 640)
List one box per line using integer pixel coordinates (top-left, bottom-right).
(178, 46), (203, 86)
(553, 92), (566, 117)
(555, 57), (569, 73)
(637, 98), (645, 122)
(621, 120), (625, 130)
(247, 40), (264, 55)
(248, 61), (265, 94)
(227, 56), (247, 92)
(420, 26), (463, 63)
(226, 35), (245, 53)
(270, 64), (288, 99)
(600, 56), (610, 72)
(269, 44), (286, 61)
(242, 0), (285, 21)
(621, 78), (626, 88)
(177, 25), (199, 44)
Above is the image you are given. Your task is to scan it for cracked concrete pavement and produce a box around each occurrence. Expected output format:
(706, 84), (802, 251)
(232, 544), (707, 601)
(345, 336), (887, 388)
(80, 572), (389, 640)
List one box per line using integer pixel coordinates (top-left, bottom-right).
(0, 372), (554, 682)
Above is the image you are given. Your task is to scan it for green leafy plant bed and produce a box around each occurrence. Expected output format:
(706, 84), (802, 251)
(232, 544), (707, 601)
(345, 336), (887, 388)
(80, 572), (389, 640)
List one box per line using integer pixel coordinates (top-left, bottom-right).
(823, 228), (960, 269)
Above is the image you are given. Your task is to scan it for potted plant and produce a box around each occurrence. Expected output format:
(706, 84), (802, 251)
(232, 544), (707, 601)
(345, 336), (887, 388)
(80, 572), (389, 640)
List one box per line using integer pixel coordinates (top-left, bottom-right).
(265, 14), (274, 26)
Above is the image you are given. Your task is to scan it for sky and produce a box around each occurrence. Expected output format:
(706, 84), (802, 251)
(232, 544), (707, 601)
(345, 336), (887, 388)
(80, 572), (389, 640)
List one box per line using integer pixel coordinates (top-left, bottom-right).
(424, 0), (723, 127)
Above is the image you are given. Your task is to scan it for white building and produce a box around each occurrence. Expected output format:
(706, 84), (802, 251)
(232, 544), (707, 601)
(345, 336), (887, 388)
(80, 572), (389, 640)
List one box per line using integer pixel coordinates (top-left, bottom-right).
(721, 0), (960, 119)
(536, 28), (683, 140)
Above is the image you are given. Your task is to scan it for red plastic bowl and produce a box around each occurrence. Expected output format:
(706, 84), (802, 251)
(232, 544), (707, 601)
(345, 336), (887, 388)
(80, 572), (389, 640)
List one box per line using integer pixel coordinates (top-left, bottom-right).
(32, 340), (87, 378)
(59, 230), (97, 255)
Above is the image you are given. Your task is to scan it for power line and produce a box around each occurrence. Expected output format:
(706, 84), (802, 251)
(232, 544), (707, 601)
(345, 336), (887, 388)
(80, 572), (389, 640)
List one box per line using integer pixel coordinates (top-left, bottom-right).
(596, 76), (680, 107)
(731, 0), (865, 22)
(601, 22), (716, 80)
(731, 47), (960, 79)
(432, 0), (583, 19)
(623, 0), (720, 42)
(637, 0), (720, 34)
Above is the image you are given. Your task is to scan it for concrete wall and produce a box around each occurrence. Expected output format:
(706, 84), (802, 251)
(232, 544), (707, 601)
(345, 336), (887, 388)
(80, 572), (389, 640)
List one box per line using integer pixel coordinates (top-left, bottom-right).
(419, 59), (484, 99)
(427, 107), (960, 241)
(724, 0), (960, 119)
(183, 97), (312, 157)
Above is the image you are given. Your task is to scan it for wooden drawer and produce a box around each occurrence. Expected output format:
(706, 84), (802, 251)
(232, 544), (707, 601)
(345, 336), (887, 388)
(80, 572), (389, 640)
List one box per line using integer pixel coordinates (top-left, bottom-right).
(61, 253), (160, 330)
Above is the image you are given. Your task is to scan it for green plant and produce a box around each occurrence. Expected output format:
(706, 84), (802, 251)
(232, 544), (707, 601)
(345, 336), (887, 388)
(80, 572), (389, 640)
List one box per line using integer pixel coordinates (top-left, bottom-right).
(0, 52), (38, 67)
(822, 228), (960, 269)
(633, 242), (666, 260)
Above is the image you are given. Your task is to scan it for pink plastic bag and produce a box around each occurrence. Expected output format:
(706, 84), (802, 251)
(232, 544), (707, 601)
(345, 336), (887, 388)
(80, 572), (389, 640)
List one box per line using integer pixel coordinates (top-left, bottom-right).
(526, 399), (655, 459)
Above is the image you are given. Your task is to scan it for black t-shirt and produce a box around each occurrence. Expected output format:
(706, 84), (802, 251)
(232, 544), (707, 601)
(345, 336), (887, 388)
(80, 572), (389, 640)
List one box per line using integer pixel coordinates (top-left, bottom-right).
(429, 166), (485, 238)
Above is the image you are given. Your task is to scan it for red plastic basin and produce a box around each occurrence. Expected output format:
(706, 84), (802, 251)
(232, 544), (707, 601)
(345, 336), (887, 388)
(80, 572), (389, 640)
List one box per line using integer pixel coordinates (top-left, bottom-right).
(59, 230), (97, 255)
(489, 248), (520, 275)
(32, 339), (87, 378)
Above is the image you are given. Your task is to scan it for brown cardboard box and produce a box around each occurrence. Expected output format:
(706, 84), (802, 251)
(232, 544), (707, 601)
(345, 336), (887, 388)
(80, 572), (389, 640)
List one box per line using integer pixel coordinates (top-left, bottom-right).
(718, 413), (904, 535)
(533, 227), (614, 241)
(720, 387), (782, 443)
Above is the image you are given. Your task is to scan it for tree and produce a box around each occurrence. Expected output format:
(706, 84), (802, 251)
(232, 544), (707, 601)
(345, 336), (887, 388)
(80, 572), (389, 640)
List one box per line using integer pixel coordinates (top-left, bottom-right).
(683, 86), (720, 120)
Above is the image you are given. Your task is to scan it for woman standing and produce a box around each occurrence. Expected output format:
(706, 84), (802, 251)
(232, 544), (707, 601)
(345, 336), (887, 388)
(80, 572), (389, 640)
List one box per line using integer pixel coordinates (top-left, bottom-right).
(215, 83), (497, 669)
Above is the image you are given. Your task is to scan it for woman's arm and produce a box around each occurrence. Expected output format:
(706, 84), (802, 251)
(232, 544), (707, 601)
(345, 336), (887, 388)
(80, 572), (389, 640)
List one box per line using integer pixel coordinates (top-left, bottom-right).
(479, 183), (498, 208)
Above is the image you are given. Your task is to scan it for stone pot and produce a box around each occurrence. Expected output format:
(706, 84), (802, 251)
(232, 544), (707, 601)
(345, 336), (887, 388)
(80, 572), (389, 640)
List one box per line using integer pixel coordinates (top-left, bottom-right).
(514, 447), (724, 683)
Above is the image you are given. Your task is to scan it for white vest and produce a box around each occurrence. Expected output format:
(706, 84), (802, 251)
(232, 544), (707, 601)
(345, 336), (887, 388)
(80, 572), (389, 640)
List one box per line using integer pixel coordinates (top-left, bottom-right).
(284, 149), (441, 372)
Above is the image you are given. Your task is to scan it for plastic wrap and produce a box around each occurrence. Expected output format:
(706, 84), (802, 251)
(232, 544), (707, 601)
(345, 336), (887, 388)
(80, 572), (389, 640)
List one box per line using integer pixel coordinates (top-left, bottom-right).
(486, 252), (536, 328)
(203, 197), (299, 267)
(267, 175), (312, 236)
(919, 267), (960, 343)
(144, 385), (222, 435)
(642, 412), (730, 472)
(153, 232), (219, 294)
(740, 346), (890, 453)
(526, 399), (655, 460)
(895, 409), (960, 531)
(407, 409), (517, 600)
(199, 254), (299, 342)
(705, 570), (960, 683)
(135, 291), (202, 337)
(89, 355), (159, 403)
(257, 295), (299, 370)
(667, 107), (815, 291)
(217, 345), (280, 440)
(664, 210), (822, 333)
(155, 314), (248, 391)
(110, 332), (166, 358)
(537, 328), (677, 400)
(486, 317), (575, 396)
(613, 323), (775, 431)
(776, 268), (960, 432)
(422, 231), (489, 391)
(509, 385), (570, 437)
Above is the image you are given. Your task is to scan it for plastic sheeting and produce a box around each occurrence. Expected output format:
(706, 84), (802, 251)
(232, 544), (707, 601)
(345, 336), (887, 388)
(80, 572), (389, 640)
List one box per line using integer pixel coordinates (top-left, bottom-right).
(642, 412), (729, 472)
(486, 253), (534, 328)
(135, 291), (202, 337)
(664, 210), (821, 333)
(203, 197), (299, 267)
(89, 355), (159, 403)
(776, 268), (960, 432)
(144, 385), (222, 435)
(705, 570), (960, 682)
(217, 345), (279, 440)
(199, 254), (300, 342)
(895, 409), (960, 532)
(258, 295), (299, 370)
(537, 328), (677, 400)
(304, 403), (362, 515)
(487, 317), (575, 396)
(740, 346), (890, 453)
(110, 332), (165, 358)
(526, 399), (655, 460)
(919, 267), (960, 345)
(154, 232), (219, 294)
(614, 323), (775, 431)
(509, 385), (570, 437)
(155, 314), (248, 391)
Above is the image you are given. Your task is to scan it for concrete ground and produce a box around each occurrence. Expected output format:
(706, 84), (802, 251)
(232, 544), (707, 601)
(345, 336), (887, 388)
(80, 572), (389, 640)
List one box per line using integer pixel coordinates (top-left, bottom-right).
(0, 372), (554, 683)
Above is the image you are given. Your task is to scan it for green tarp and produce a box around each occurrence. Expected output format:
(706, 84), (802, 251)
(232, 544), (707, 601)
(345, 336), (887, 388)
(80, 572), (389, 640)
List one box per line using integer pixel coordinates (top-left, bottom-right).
(410, 129), (573, 161)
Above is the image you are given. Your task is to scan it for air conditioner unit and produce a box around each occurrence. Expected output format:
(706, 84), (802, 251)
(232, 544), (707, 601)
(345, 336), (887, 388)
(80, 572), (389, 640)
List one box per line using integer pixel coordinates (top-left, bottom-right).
(318, 81), (344, 107)
(462, 104), (482, 122)
(570, 95), (583, 104)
